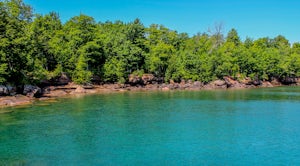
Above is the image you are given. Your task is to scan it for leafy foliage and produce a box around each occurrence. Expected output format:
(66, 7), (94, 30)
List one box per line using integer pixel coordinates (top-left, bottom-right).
(0, 0), (300, 85)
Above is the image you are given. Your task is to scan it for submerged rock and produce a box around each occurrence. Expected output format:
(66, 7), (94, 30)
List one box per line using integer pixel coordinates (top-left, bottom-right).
(43, 89), (68, 97)
(0, 95), (31, 107)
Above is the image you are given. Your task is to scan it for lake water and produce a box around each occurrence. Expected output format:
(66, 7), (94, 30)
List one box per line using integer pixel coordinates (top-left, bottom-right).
(1, 87), (300, 165)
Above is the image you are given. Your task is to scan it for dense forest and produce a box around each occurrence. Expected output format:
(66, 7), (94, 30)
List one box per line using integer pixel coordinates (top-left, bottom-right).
(1, 0), (300, 86)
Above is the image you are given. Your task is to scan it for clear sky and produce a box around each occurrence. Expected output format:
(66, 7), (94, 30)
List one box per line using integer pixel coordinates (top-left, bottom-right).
(24, 0), (300, 43)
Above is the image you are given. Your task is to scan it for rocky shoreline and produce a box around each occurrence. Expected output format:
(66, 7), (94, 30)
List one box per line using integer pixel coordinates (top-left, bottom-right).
(1, 75), (300, 108)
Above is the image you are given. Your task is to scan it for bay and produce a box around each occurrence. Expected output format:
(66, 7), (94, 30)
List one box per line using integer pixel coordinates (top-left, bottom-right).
(1, 87), (300, 165)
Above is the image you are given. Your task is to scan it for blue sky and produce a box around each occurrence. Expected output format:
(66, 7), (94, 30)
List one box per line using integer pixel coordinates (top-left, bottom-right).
(24, 0), (300, 43)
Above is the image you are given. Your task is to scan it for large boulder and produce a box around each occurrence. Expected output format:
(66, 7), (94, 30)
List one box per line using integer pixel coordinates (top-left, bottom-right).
(224, 76), (245, 88)
(270, 78), (282, 86)
(56, 73), (71, 85)
(0, 85), (9, 96)
(128, 74), (143, 85)
(6, 85), (17, 95)
(0, 85), (17, 96)
(204, 80), (227, 89)
(261, 81), (274, 87)
(23, 85), (42, 97)
(169, 79), (175, 85)
(179, 79), (194, 89)
(224, 76), (238, 87)
(161, 87), (170, 91)
(91, 75), (102, 84)
(239, 77), (253, 85)
(128, 74), (156, 85)
(252, 80), (262, 86)
(297, 78), (300, 85)
(74, 86), (86, 93)
(280, 77), (297, 85)
(141, 74), (155, 84)
(213, 80), (226, 87)
(40, 73), (71, 86)
(190, 81), (203, 89)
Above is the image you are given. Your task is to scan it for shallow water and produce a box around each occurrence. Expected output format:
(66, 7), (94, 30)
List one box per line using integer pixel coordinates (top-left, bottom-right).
(1, 87), (300, 165)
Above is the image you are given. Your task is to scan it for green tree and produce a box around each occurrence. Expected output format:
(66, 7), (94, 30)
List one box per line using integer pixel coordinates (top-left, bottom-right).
(103, 56), (126, 83)
(0, 0), (33, 84)
(0, 1), (8, 83)
(279, 43), (300, 78)
(72, 53), (92, 84)
(1, 0), (299, 86)
(48, 14), (97, 83)
(146, 41), (175, 77)
(98, 20), (147, 82)
(64, 14), (96, 72)
(145, 24), (182, 77)
(28, 12), (62, 82)
(79, 40), (105, 75)
(226, 28), (241, 46)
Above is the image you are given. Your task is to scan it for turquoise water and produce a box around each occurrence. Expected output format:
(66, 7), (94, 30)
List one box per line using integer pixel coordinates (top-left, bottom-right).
(1, 87), (300, 165)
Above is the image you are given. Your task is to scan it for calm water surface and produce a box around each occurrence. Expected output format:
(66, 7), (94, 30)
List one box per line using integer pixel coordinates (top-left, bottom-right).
(1, 87), (300, 165)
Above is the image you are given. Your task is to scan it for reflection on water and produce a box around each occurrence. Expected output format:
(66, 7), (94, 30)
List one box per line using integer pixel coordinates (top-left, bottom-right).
(0, 87), (300, 165)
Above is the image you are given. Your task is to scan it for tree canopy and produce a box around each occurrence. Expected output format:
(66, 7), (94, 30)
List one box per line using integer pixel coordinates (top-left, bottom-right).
(0, 0), (300, 85)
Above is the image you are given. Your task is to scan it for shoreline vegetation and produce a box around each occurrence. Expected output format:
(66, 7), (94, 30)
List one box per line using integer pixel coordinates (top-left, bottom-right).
(1, 0), (300, 107)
